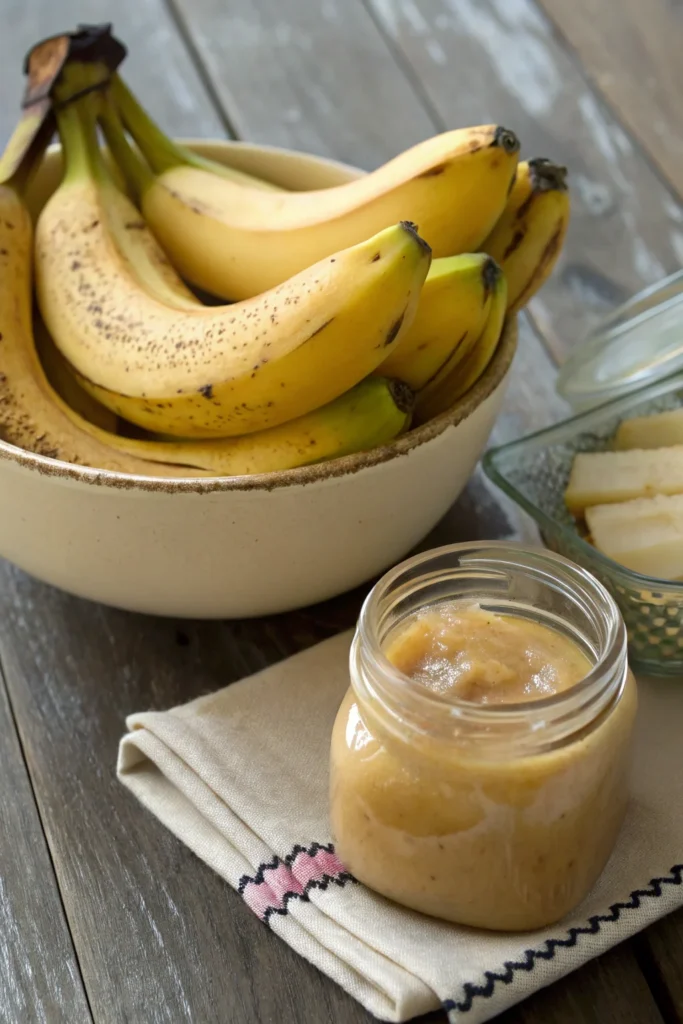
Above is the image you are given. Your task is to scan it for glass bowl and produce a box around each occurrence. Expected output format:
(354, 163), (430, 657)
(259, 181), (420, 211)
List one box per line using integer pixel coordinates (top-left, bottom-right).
(483, 370), (683, 676)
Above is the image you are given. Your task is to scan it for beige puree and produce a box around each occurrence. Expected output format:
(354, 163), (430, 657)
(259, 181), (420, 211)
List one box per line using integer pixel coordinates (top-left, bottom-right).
(330, 604), (637, 930)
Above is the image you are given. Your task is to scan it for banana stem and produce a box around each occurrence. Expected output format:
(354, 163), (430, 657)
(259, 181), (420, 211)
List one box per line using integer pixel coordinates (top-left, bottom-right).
(55, 100), (93, 184)
(111, 74), (188, 174)
(97, 91), (153, 201)
(111, 73), (280, 191)
(53, 61), (111, 185)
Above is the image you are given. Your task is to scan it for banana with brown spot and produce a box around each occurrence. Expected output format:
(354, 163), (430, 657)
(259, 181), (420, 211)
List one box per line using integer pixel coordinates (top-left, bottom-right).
(414, 269), (507, 424)
(376, 253), (501, 390)
(112, 75), (519, 300)
(0, 180), (204, 477)
(36, 87), (430, 439)
(481, 158), (570, 315)
(0, 176), (413, 477)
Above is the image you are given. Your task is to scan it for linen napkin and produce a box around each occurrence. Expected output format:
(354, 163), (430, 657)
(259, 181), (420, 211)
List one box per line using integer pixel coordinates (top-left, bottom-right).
(118, 631), (683, 1023)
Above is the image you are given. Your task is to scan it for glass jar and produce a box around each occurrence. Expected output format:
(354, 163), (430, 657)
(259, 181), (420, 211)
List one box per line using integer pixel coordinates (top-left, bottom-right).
(330, 542), (637, 932)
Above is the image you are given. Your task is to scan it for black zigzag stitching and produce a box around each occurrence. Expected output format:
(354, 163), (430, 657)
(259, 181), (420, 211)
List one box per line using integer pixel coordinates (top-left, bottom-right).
(237, 841), (338, 895)
(263, 871), (356, 927)
(442, 863), (683, 1016)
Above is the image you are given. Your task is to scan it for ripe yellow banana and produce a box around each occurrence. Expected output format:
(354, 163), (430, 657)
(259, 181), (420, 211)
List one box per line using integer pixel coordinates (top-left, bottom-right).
(112, 77), (519, 300)
(124, 376), (414, 474)
(414, 271), (507, 424)
(376, 254), (500, 390)
(481, 158), (569, 315)
(36, 87), (429, 439)
(100, 95), (503, 403)
(1, 170), (412, 477)
(0, 178), (203, 477)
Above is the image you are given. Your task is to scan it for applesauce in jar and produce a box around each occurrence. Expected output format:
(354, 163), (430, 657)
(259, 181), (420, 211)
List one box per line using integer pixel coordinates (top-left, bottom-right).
(330, 543), (637, 931)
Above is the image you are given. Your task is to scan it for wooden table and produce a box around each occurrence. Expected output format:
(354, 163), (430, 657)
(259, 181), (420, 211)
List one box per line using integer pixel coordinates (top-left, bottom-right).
(1, 1), (682, 1021)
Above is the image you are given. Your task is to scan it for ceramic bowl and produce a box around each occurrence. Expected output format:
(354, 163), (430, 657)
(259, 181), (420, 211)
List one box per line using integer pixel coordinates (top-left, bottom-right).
(0, 141), (517, 618)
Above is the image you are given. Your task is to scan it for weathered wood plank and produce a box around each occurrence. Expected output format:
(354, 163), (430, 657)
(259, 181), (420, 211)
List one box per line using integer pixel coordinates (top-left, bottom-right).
(363, 0), (683, 361)
(537, 0), (683, 201)
(634, 913), (683, 1024)
(0, 665), (92, 1024)
(0, 565), (377, 1024)
(0, 0), (225, 147)
(166, 0), (435, 168)
(498, 945), (664, 1024)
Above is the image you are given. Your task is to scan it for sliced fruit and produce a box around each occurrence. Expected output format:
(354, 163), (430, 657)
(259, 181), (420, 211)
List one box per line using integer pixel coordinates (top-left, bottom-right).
(615, 407), (683, 450)
(586, 493), (683, 579)
(565, 446), (683, 514)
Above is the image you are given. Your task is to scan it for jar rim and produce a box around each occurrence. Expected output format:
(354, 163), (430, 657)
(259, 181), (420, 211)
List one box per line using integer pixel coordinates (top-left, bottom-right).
(353, 542), (628, 751)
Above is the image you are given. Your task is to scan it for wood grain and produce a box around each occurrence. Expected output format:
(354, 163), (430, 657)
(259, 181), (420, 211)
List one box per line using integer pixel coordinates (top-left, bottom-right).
(0, 667), (92, 1023)
(634, 913), (683, 1024)
(363, 0), (683, 361)
(0, 0), (225, 147)
(166, 0), (434, 168)
(538, 0), (683, 201)
(0, 564), (378, 1024)
(497, 944), (664, 1024)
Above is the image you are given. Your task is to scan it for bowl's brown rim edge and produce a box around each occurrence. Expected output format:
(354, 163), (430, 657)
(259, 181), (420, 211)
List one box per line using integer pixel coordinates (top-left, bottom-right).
(0, 319), (517, 494)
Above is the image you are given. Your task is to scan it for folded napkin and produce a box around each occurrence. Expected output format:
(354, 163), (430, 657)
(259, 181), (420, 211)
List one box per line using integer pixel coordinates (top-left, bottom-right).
(118, 632), (683, 1023)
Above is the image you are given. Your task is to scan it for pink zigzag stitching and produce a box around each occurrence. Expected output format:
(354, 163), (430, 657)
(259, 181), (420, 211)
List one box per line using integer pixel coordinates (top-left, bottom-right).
(238, 842), (355, 924)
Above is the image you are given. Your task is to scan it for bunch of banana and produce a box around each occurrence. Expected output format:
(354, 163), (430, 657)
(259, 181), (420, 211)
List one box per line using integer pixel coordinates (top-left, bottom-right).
(35, 63), (430, 439)
(0, 126), (414, 476)
(0, 180), (415, 476)
(1, 22), (574, 482)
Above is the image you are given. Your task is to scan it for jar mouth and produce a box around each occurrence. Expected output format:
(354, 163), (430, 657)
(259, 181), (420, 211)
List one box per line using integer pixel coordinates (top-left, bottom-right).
(354, 542), (628, 750)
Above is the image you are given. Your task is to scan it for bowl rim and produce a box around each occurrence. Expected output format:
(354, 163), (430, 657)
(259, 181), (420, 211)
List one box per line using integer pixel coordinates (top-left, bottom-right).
(483, 367), (683, 593)
(2, 138), (517, 494)
(1, 319), (516, 493)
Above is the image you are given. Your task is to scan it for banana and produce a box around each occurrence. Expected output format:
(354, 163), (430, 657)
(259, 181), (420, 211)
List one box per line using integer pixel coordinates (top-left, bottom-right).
(36, 84), (430, 439)
(101, 98), (503, 404)
(414, 270), (507, 424)
(117, 376), (414, 475)
(0, 167), (412, 477)
(0, 179), (204, 477)
(481, 158), (569, 315)
(111, 77), (519, 300)
(376, 254), (500, 390)
(99, 97), (508, 406)
(100, 96), (502, 401)
(96, 93), (201, 310)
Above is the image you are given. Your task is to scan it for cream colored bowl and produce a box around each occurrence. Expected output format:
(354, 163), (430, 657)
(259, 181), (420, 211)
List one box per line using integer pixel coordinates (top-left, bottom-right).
(0, 141), (517, 618)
